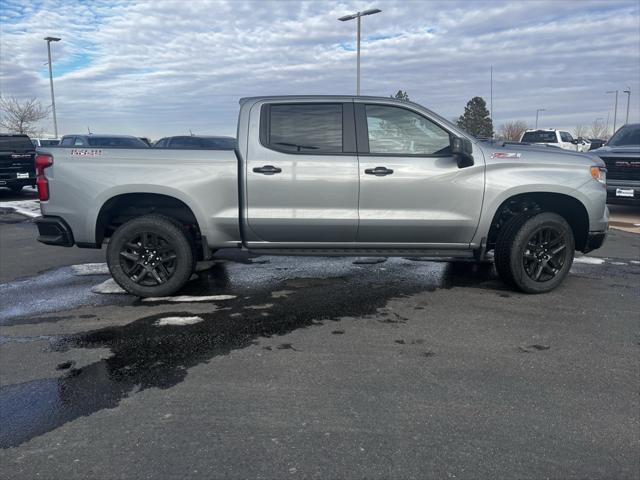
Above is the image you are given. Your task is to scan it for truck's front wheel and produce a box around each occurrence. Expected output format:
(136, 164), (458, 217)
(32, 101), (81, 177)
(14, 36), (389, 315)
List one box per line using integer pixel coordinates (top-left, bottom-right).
(107, 215), (194, 297)
(495, 212), (575, 294)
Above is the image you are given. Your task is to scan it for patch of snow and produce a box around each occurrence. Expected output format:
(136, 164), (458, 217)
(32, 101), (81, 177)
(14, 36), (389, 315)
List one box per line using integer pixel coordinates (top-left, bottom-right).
(630, 260), (640, 265)
(142, 294), (236, 303)
(91, 278), (127, 294)
(0, 199), (41, 218)
(610, 261), (627, 266)
(573, 256), (605, 265)
(244, 303), (274, 310)
(271, 290), (295, 298)
(154, 316), (203, 327)
(71, 263), (110, 275)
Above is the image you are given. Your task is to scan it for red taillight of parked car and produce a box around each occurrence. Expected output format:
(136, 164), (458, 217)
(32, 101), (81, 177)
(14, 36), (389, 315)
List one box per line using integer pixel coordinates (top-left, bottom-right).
(35, 154), (53, 201)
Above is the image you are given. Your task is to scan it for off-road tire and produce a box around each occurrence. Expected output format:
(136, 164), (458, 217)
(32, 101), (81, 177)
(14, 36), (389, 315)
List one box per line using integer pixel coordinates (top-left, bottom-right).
(495, 212), (574, 294)
(107, 215), (194, 297)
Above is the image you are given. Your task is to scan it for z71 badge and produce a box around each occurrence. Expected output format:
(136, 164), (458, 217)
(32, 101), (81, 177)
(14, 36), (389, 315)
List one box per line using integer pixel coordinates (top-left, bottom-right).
(491, 152), (522, 159)
(70, 149), (103, 156)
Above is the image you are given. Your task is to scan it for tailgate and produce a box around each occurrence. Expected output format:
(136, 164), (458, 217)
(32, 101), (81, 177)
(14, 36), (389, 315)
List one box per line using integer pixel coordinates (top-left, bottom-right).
(0, 149), (36, 184)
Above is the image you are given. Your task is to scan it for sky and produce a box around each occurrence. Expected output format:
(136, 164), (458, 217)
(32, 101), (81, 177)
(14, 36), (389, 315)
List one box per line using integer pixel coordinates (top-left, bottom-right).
(0, 0), (639, 139)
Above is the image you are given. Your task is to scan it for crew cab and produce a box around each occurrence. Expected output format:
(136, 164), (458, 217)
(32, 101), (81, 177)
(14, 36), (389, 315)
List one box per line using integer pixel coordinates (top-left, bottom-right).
(520, 129), (588, 152)
(592, 123), (640, 204)
(34, 96), (608, 296)
(0, 134), (36, 192)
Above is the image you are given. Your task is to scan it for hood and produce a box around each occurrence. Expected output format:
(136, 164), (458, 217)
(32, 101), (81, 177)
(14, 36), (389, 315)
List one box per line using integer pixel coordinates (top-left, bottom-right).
(591, 145), (640, 155)
(479, 140), (603, 166)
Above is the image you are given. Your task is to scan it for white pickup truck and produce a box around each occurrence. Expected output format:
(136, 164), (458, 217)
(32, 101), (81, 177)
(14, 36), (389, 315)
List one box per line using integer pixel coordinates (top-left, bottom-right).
(34, 96), (608, 296)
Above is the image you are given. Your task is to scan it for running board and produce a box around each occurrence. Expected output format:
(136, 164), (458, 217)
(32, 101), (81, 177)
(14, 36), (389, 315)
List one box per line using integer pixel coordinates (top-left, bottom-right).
(248, 248), (476, 258)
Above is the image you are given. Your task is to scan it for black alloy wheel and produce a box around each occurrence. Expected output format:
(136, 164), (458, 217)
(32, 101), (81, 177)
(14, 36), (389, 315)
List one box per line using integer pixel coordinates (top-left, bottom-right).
(522, 226), (567, 282)
(119, 231), (177, 286)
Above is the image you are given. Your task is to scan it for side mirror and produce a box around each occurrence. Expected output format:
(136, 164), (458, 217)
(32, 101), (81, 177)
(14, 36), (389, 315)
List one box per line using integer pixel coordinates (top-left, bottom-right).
(451, 137), (474, 168)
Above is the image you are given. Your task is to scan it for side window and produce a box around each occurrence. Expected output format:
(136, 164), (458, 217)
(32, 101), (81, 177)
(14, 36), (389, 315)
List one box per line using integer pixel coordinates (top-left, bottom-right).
(74, 137), (86, 146)
(61, 137), (75, 146)
(265, 103), (343, 153)
(365, 105), (451, 155)
(560, 132), (573, 142)
(154, 138), (167, 148)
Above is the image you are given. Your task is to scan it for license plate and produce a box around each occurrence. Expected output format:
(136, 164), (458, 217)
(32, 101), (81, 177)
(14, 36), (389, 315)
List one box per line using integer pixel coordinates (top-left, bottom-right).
(16, 172), (29, 179)
(616, 188), (634, 198)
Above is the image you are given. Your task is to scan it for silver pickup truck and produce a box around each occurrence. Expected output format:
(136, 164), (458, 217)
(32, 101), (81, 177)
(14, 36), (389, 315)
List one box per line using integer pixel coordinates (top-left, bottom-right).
(35, 95), (608, 296)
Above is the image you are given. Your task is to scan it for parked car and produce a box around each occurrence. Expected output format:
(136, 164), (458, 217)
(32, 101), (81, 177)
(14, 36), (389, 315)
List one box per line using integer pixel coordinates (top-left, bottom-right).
(0, 134), (36, 192)
(520, 129), (583, 151)
(591, 123), (640, 205)
(588, 138), (605, 150)
(31, 138), (60, 147)
(35, 95), (607, 297)
(153, 135), (236, 149)
(59, 134), (149, 148)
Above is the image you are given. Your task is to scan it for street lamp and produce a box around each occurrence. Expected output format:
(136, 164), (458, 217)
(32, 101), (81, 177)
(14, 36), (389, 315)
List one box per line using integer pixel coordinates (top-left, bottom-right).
(606, 90), (618, 136)
(44, 36), (61, 138)
(338, 8), (381, 96)
(535, 108), (545, 129)
(623, 88), (631, 125)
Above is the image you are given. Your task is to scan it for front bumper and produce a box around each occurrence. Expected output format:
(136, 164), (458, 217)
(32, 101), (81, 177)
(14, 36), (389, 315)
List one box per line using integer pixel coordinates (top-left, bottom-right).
(606, 180), (640, 204)
(35, 216), (75, 247)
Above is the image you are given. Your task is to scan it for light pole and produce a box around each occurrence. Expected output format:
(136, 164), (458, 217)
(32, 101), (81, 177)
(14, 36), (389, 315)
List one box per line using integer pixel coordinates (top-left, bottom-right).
(606, 90), (618, 136)
(338, 8), (381, 96)
(535, 108), (545, 129)
(623, 88), (631, 125)
(44, 36), (61, 138)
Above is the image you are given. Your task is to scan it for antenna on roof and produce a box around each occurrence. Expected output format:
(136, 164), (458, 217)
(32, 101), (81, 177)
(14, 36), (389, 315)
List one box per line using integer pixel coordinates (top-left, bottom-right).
(87, 126), (92, 134)
(189, 129), (194, 136)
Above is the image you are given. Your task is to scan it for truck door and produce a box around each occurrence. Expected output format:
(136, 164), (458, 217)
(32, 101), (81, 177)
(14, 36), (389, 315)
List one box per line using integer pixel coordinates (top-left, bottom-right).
(355, 102), (485, 246)
(245, 101), (359, 243)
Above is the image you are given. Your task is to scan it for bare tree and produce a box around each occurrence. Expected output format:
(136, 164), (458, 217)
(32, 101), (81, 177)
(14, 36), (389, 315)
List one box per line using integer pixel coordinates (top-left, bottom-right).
(0, 96), (50, 136)
(573, 124), (588, 139)
(588, 119), (608, 139)
(498, 120), (529, 141)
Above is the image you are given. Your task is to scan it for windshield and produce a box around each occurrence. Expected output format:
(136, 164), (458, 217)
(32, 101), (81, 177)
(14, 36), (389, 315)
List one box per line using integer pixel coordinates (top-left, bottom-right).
(521, 131), (557, 143)
(607, 124), (640, 146)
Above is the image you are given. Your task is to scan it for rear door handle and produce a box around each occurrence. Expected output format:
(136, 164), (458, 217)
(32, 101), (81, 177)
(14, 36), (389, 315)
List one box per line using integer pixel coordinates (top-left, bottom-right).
(364, 166), (394, 176)
(253, 165), (282, 175)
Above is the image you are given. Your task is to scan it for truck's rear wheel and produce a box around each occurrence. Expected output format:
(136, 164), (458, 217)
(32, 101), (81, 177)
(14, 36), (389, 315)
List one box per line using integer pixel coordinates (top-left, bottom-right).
(106, 215), (194, 297)
(495, 212), (574, 294)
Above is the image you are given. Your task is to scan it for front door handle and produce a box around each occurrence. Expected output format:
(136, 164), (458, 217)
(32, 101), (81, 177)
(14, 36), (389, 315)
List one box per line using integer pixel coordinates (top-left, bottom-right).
(364, 166), (394, 176)
(253, 165), (282, 175)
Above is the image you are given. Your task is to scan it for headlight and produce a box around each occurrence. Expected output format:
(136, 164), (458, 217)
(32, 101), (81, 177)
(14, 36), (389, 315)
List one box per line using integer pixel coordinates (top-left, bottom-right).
(590, 166), (606, 184)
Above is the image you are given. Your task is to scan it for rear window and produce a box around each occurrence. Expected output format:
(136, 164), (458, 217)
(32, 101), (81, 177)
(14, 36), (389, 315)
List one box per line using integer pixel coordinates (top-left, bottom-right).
(40, 139), (60, 146)
(608, 125), (640, 147)
(0, 136), (34, 151)
(86, 137), (147, 147)
(265, 103), (343, 153)
(521, 131), (558, 143)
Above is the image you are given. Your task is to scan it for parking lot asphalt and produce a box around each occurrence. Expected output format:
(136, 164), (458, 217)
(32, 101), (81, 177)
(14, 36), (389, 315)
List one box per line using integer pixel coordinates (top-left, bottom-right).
(0, 195), (639, 479)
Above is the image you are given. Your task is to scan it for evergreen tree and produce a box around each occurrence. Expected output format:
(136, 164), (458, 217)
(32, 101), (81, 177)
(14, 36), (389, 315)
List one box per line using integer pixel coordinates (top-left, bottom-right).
(456, 96), (494, 137)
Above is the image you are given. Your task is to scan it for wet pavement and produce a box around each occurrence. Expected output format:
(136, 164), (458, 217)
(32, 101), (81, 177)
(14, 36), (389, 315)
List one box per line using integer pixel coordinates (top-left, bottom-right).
(1, 207), (639, 479)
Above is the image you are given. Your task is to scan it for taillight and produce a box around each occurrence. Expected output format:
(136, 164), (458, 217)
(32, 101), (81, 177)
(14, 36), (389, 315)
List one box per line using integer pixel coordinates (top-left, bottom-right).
(35, 154), (53, 201)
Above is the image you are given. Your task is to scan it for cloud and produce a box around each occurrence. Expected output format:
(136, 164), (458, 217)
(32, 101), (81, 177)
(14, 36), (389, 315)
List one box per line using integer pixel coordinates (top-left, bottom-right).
(1, 0), (638, 138)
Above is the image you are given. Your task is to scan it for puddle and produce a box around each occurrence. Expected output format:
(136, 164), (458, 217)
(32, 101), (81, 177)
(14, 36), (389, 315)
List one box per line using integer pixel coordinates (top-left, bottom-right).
(0, 256), (507, 448)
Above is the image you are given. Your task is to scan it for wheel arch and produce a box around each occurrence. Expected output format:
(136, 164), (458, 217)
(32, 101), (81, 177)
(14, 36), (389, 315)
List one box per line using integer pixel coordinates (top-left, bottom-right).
(95, 192), (206, 258)
(484, 192), (590, 252)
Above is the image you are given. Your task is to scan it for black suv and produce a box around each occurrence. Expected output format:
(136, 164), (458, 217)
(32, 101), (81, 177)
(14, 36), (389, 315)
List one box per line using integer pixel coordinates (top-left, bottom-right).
(592, 124), (640, 204)
(0, 134), (36, 192)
